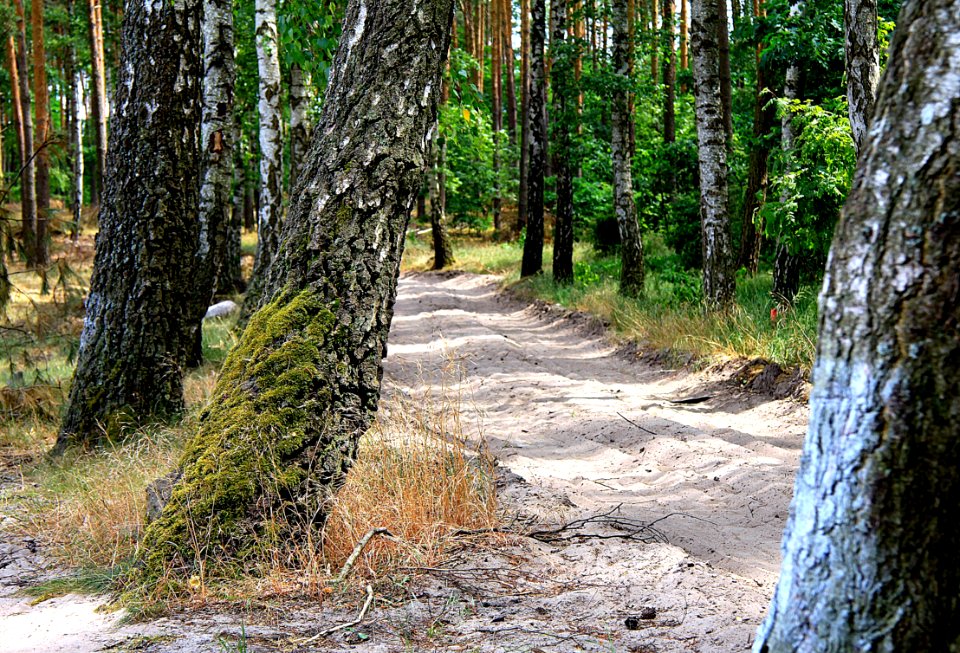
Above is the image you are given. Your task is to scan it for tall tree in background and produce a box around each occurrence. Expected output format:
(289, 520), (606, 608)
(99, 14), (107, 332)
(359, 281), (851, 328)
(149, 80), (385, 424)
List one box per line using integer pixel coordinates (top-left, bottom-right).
(186, 0), (237, 366)
(717, 0), (732, 144)
(242, 0), (284, 318)
(491, 0), (503, 232)
(88, 0), (108, 205)
(518, 0), (531, 231)
(31, 0), (50, 266)
(136, 0), (455, 581)
(844, 0), (879, 155)
(12, 0), (36, 266)
(755, 0), (960, 648)
(612, 0), (644, 297)
(662, 0), (676, 143)
(551, 0), (574, 284)
(67, 0), (84, 242)
(521, 0), (546, 276)
(56, 0), (203, 450)
(288, 63), (311, 186)
(691, 0), (734, 306)
(502, 0), (518, 143)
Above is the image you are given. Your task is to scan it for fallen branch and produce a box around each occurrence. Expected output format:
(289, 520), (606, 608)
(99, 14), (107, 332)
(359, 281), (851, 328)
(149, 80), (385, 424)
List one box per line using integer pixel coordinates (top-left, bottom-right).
(334, 527), (394, 584)
(617, 412), (658, 436)
(526, 504), (669, 544)
(296, 583), (375, 644)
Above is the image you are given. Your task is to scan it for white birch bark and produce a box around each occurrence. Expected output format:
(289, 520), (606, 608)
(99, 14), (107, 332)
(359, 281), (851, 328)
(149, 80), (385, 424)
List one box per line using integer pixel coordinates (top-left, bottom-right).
(844, 0), (879, 155)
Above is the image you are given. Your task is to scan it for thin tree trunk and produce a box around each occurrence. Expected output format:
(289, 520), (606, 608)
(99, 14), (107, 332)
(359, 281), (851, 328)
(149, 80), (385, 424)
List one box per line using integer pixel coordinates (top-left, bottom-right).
(691, 0), (735, 307)
(31, 0), (49, 266)
(88, 0), (108, 206)
(755, 1), (960, 648)
(136, 0), (455, 583)
(503, 0), (518, 144)
(680, 0), (688, 72)
(431, 135), (454, 269)
(187, 0), (237, 367)
(289, 62), (311, 188)
(772, 18), (801, 302)
(492, 0), (503, 232)
(550, 0), (574, 284)
(650, 0), (659, 84)
(4, 38), (22, 192)
(521, 0), (546, 276)
(56, 0), (203, 450)
(663, 0), (676, 143)
(68, 13), (84, 242)
(612, 0), (644, 297)
(717, 0), (732, 145)
(241, 0), (284, 320)
(12, 0), (36, 266)
(518, 0), (531, 231)
(844, 0), (879, 155)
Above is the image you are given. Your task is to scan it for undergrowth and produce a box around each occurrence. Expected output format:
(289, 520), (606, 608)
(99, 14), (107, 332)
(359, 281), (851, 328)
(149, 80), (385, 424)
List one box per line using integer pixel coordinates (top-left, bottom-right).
(402, 230), (818, 371)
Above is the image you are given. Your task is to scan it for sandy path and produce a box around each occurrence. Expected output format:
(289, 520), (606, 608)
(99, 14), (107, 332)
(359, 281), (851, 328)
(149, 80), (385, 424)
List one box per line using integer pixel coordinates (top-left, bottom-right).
(382, 272), (808, 651)
(0, 272), (808, 652)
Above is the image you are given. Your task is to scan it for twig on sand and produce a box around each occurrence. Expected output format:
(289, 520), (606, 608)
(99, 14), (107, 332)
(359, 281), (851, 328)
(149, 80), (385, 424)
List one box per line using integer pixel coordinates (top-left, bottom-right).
(296, 583), (376, 644)
(526, 504), (670, 544)
(334, 527), (394, 584)
(617, 412), (658, 436)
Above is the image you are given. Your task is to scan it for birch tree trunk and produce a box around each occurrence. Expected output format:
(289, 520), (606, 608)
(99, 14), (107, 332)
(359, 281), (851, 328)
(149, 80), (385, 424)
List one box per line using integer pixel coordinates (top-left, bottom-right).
(844, 0), (879, 155)
(521, 0), (546, 276)
(136, 0), (455, 583)
(691, 0), (734, 307)
(289, 62), (312, 188)
(12, 0), (36, 267)
(241, 0), (284, 319)
(56, 0), (203, 450)
(88, 0), (108, 205)
(755, 1), (960, 648)
(31, 0), (50, 266)
(772, 22), (801, 302)
(187, 0), (237, 366)
(612, 0), (644, 297)
(717, 0), (732, 144)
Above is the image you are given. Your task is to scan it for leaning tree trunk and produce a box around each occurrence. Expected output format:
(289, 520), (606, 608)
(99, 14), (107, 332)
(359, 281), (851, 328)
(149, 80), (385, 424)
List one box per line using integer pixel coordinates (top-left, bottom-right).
(612, 0), (644, 297)
(520, 0), (546, 277)
(12, 0), (36, 267)
(754, 0), (960, 649)
(550, 0), (574, 285)
(31, 0), (50, 266)
(691, 0), (735, 307)
(55, 0), (203, 451)
(186, 0), (237, 367)
(240, 0), (284, 320)
(135, 0), (455, 584)
(844, 0), (879, 156)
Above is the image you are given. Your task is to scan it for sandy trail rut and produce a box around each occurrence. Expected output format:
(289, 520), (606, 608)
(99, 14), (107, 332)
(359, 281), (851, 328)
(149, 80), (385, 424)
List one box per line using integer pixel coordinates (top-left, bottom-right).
(0, 272), (808, 652)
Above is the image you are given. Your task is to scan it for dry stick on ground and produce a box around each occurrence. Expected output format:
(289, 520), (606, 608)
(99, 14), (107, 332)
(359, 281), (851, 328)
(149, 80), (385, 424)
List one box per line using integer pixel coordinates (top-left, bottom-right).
(296, 583), (376, 645)
(526, 504), (671, 544)
(334, 527), (395, 584)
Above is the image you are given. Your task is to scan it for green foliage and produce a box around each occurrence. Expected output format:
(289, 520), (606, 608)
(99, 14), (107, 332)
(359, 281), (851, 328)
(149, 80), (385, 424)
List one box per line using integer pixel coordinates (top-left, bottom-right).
(762, 97), (856, 270)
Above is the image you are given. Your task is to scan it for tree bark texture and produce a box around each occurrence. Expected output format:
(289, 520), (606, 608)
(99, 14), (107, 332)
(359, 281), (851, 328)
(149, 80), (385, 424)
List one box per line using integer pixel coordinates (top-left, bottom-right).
(663, 0), (676, 143)
(680, 0), (688, 71)
(518, 0), (531, 231)
(691, 0), (734, 306)
(430, 136), (454, 269)
(31, 0), (50, 266)
(12, 0), (36, 266)
(612, 0), (644, 297)
(56, 0), (203, 450)
(187, 0), (237, 366)
(755, 1), (960, 649)
(717, 0), (732, 144)
(88, 0), (108, 205)
(136, 0), (455, 582)
(550, 0), (574, 285)
(521, 0), (546, 277)
(844, 0), (879, 156)
(289, 62), (312, 189)
(241, 0), (284, 319)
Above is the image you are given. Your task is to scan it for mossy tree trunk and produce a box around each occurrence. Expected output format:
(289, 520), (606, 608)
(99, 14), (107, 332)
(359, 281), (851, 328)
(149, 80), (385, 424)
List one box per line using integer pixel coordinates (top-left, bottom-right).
(136, 0), (455, 582)
(755, 0), (960, 649)
(55, 0), (203, 450)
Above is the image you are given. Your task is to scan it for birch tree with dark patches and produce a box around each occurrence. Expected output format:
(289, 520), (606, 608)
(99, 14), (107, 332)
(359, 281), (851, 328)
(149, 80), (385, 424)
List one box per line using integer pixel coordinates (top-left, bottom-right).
(844, 0), (879, 155)
(56, 0), (203, 450)
(135, 0), (456, 582)
(756, 0), (960, 649)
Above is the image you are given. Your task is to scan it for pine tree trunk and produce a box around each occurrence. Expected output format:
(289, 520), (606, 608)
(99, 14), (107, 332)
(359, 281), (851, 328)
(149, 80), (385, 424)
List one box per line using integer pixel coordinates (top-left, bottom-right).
(550, 0), (574, 284)
(680, 0), (688, 72)
(612, 0), (644, 297)
(56, 0), (203, 450)
(68, 19), (84, 242)
(241, 0), (284, 320)
(88, 0), (108, 206)
(663, 0), (676, 143)
(187, 0), (237, 367)
(5, 35), (26, 216)
(289, 63), (311, 188)
(431, 136), (454, 269)
(31, 0), (50, 266)
(518, 0), (531, 231)
(844, 0), (879, 156)
(135, 0), (455, 582)
(502, 0), (518, 145)
(691, 0), (735, 307)
(521, 0), (546, 276)
(12, 0), (36, 267)
(650, 0), (659, 84)
(491, 0), (503, 232)
(755, 1), (960, 648)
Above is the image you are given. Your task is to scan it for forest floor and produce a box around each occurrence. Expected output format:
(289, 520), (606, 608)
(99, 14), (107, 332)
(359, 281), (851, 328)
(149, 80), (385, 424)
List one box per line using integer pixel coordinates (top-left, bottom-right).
(0, 271), (808, 653)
